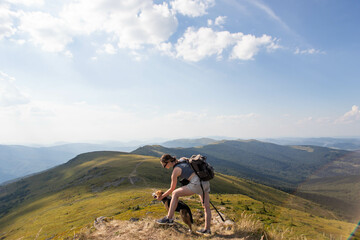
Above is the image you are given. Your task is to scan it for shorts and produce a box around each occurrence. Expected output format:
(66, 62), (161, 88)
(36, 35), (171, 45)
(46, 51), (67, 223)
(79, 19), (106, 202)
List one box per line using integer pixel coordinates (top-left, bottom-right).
(186, 175), (210, 195)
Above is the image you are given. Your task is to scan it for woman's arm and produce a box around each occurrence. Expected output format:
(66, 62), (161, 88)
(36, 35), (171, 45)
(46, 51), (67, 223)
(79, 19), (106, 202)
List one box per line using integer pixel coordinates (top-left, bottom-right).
(159, 167), (181, 200)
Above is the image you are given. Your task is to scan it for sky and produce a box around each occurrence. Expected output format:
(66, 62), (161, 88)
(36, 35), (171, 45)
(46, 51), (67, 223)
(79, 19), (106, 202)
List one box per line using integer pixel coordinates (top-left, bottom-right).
(0, 0), (359, 145)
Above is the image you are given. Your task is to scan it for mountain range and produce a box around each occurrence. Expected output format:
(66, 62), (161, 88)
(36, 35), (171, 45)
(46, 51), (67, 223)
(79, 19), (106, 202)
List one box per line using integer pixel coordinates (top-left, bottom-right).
(2, 137), (359, 185)
(0, 151), (357, 239)
(1, 137), (360, 235)
(263, 137), (360, 151)
(0, 138), (225, 184)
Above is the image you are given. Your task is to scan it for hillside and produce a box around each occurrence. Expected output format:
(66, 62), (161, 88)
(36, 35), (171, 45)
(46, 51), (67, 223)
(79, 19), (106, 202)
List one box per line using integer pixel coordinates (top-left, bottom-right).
(0, 151), (357, 239)
(131, 140), (357, 189)
(295, 175), (360, 221)
(131, 140), (360, 221)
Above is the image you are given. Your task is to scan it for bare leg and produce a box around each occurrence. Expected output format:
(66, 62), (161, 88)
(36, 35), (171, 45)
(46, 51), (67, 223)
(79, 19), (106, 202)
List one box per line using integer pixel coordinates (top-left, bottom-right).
(167, 186), (194, 219)
(199, 192), (211, 231)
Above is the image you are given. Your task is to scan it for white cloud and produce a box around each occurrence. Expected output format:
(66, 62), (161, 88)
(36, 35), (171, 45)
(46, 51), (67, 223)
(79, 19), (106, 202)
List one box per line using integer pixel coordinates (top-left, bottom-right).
(216, 113), (257, 120)
(170, 0), (215, 17)
(165, 110), (207, 121)
(230, 34), (278, 60)
(316, 117), (331, 124)
(214, 16), (226, 26)
(130, 50), (148, 62)
(175, 27), (237, 61)
(335, 105), (360, 124)
(294, 48), (325, 55)
(207, 16), (226, 27)
(0, 99), (260, 144)
(5, 0), (177, 54)
(97, 43), (117, 55)
(3, 0), (280, 62)
(5, 0), (44, 7)
(0, 101), (211, 144)
(116, 2), (178, 49)
(0, 71), (29, 107)
(18, 11), (72, 52)
(0, 101), (141, 143)
(60, 0), (178, 50)
(157, 42), (175, 57)
(296, 116), (313, 125)
(0, 4), (17, 40)
(64, 50), (73, 58)
(10, 38), (25, 45)
(174, 27), (279, 61)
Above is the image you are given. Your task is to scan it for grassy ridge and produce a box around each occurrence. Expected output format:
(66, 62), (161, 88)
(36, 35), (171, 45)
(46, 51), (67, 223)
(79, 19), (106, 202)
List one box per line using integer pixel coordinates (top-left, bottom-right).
(131, 140), (351, 189)
(0, 151), (357, 239)
(131, 141), (360, 221)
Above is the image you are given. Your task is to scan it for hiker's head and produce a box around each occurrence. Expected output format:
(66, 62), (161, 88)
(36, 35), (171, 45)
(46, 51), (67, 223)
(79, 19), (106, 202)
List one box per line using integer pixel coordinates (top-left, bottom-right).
(160, 154), (176, 168)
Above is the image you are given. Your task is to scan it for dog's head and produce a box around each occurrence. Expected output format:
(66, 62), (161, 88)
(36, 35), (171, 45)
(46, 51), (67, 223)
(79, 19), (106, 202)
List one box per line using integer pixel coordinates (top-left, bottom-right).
(152, 190), (164, 199)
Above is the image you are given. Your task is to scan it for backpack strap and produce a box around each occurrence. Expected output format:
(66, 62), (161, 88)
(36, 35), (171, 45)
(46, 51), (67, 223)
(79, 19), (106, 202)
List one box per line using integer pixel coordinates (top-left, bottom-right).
(187, 158), (205, 204)
(173, 159), (189, 169)
(173, 162), (181, 168)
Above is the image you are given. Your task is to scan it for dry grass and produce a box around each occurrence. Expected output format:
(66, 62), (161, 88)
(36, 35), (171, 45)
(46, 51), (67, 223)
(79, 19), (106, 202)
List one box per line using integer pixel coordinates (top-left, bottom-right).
(76, 210), (266, 240)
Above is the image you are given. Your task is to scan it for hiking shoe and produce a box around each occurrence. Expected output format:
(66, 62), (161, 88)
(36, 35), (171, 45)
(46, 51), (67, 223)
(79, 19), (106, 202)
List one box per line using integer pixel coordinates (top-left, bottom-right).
(156, 216), (174, 225)
(196, 229), (211, 235)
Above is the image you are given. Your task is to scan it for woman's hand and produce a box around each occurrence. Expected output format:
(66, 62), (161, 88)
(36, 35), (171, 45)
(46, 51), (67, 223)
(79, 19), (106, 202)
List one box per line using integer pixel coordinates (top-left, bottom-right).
(157, 194), (164, 201)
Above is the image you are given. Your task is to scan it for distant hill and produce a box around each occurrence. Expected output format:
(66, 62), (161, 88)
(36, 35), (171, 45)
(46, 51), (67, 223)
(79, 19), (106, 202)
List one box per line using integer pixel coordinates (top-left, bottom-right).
(161, 138), (217, 148)
(0, 145), (73, 184)
(0, 143), (141, 184)
(132, 140), (355, 189)
(263, 137), (360, 151)
(0, 151), (355, 239)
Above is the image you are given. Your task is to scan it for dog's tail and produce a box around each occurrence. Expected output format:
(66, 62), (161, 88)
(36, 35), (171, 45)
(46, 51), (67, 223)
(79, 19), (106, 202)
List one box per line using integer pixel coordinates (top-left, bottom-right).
(186, 205), (194, 224)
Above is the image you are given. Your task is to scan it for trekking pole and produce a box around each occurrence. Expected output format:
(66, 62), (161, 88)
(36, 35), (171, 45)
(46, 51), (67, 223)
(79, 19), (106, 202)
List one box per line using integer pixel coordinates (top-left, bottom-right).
(209, 200), (225, 222)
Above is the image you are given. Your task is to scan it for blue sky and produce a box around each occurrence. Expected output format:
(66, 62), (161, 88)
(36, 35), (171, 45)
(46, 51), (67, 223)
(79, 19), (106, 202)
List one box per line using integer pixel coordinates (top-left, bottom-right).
(0, 0), (359, 144)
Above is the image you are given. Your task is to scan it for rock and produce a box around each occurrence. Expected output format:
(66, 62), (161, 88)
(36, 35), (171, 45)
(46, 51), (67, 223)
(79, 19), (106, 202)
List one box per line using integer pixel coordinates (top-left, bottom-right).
(94, 216), (112, 229)
(225, 220), (234, 225)
(224, 220), (235, 230)
(94, 216), (106, 229)
(129, 217), (139, 222)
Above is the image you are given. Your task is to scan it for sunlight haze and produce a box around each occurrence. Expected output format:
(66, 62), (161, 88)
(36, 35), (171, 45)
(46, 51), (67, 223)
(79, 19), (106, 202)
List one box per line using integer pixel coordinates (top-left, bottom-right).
(0, 0), (359, 144)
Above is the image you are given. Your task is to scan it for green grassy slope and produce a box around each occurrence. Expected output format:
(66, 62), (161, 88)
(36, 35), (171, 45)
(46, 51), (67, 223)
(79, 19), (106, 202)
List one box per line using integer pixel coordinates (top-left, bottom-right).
(296, 175), (360, 222)
(0, 151), (357, 239)
(131, 140), (360, 221)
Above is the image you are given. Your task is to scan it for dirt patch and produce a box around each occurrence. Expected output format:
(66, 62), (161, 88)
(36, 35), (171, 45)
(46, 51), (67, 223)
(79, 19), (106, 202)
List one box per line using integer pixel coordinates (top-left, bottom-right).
(91, 178), (127, 192)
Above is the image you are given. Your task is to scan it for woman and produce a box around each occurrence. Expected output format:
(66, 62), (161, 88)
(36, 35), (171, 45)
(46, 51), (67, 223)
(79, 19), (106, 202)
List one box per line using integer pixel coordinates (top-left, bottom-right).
(156, 154), (211, 235)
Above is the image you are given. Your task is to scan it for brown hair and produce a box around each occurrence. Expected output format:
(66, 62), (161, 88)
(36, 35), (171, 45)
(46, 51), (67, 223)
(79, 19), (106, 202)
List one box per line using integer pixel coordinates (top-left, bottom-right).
(160, 154), (176, 163)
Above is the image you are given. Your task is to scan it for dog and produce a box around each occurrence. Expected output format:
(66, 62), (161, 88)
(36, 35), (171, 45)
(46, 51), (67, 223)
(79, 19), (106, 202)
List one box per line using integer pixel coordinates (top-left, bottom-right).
(152, 190), (193, 231)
